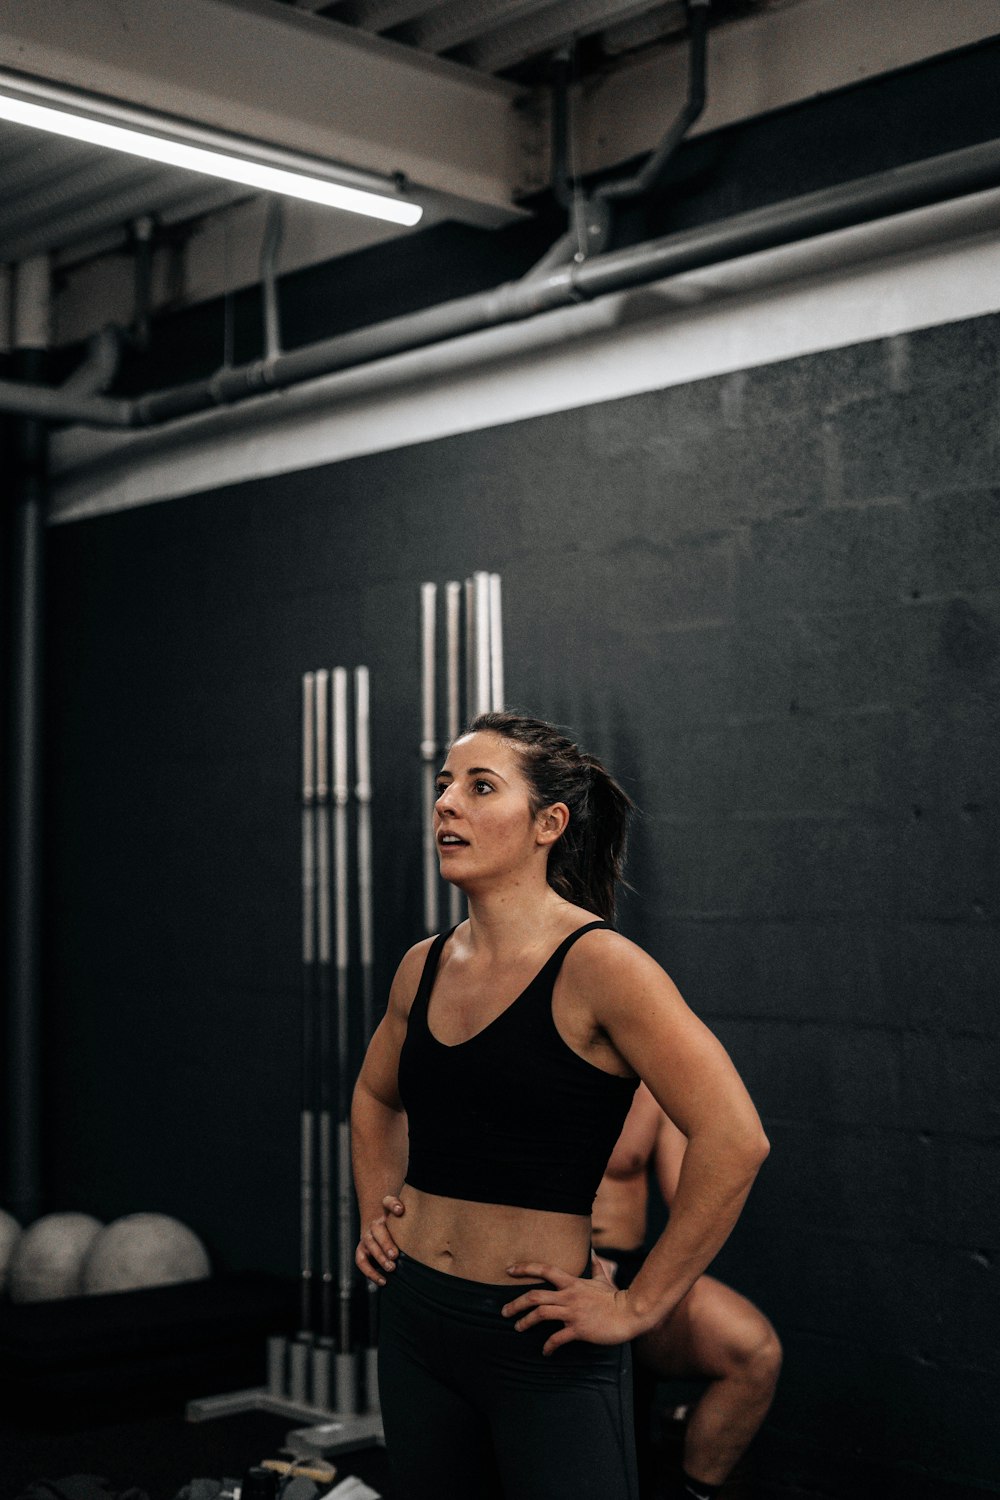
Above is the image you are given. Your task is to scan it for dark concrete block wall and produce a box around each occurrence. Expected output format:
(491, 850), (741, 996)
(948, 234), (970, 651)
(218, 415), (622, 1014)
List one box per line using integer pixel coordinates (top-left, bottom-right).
(37, 311), (1000, 1497)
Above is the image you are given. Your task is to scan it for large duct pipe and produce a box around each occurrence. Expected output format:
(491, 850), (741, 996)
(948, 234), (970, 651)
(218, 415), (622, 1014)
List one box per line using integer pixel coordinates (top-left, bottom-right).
(3, 136), (1000, 432)
(5, 254), (50, 1224)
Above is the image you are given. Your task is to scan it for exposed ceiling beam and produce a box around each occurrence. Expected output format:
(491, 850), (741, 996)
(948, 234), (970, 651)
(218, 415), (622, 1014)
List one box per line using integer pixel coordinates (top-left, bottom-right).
(465, 0), (662, 72)
(574, 0), (1000, 180)
(340, 1), (444, 32)
(403, 0), (554, 55)
(0, 0), (539, 225)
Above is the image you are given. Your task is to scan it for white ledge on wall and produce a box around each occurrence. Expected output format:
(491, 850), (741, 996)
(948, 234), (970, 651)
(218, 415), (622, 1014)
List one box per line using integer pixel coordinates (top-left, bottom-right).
(49, 183), (1000, 524)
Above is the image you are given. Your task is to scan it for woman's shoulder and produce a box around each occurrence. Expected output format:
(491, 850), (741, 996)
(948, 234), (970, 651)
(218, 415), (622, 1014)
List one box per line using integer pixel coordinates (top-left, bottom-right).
(562, 922), (673, 996)
(387, 933), (442, 1018)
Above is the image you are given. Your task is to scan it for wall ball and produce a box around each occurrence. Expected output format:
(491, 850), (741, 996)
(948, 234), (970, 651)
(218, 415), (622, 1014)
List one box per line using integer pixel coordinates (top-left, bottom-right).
(8, 1212), (103, 1302)
(0, 1209), (22, 1295)
(82, 1212), (211, 1293)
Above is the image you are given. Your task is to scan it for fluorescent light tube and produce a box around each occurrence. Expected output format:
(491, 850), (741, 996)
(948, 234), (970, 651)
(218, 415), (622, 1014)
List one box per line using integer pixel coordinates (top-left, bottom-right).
(0, 90), (423, 227)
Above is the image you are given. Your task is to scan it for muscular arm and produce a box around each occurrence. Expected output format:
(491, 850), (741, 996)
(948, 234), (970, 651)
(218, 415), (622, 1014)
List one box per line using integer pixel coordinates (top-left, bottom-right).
(578, 934), (769, 1334)
(350, 941), (426, 1277)
(653, 1111), (688, 1208)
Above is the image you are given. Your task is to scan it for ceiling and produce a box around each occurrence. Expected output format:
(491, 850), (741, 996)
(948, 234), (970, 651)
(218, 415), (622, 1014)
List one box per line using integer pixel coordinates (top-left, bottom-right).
(287, 0), (757, 81)
(0, 0), (770, 268)
(1, 0), (998, 342)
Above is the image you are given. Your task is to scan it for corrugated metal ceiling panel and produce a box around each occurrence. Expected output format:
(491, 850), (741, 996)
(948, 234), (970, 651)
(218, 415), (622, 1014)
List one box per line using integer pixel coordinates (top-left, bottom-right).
(0, 115), (248, 262)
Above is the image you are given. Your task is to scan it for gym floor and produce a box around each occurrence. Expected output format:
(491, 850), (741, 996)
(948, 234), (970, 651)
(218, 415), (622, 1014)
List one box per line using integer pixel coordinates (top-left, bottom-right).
(0, 1407), (394, 1500)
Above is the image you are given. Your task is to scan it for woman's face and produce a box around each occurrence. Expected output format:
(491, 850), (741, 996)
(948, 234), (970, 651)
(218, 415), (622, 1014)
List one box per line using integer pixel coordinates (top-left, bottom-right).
(434, 731), (557, 889)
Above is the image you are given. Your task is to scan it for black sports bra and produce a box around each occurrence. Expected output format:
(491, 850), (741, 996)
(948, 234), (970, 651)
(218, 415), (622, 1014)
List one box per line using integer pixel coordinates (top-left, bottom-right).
(396, 922), (639, 1216)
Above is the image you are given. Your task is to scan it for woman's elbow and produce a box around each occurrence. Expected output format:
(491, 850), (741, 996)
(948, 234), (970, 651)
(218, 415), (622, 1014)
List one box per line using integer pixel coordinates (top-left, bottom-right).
(742, 1123), (770, 1175)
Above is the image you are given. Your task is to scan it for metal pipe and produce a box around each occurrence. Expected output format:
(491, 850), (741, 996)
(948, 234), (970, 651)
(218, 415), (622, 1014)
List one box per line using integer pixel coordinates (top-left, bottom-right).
(314, 668), (333, 1343)
(59, 324), (122, 397)
(598, 0), (709, 204)
(489, 574), (504, 712)
(354, 666), (374, 1046)
(261, 199), (285, 365)
(6, 136), (1000, 430)
(331, 667), (353, 1359)
(473, 571), (491, 717)
(299, 672), (318, 1338)
(420, 583), (439, 937)
(551, 47), (573, 212)
(444, 583), (463, 928)
(5, 254), (50, 1227)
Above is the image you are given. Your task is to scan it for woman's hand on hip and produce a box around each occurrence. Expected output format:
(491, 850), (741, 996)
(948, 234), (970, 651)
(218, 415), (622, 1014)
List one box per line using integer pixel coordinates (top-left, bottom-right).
(500, 1252), (643, 1355)
(355, 1195), (405, 1286)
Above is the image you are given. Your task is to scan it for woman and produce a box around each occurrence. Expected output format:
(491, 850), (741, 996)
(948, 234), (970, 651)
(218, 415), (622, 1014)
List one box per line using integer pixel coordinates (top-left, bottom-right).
(351, 712), (769, 1500)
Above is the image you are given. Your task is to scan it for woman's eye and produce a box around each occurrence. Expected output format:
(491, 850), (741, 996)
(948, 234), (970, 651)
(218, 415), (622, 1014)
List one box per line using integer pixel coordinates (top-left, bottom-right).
(434, 782), (448, 797)
(474, 780), (494, 794)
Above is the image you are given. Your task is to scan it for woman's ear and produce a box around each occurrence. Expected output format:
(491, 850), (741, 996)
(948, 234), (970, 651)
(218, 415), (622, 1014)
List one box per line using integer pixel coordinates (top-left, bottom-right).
(535, 801), (570, 847)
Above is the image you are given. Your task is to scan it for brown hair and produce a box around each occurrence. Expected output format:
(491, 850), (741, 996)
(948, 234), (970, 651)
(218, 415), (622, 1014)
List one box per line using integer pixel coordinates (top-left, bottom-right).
(467, 712), (634, 925)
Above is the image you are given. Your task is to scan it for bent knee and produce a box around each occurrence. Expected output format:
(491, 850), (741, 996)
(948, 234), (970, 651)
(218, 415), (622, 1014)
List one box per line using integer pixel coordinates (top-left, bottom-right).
(731, 1321), (783, 1392)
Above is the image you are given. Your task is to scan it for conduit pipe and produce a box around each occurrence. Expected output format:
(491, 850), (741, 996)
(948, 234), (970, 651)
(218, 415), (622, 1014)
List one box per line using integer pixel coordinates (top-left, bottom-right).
(5, 254), (50, 1225)
(526, 0), (708, 277)
(3, 135), (1000, 431)
(597, 0), (709, 204)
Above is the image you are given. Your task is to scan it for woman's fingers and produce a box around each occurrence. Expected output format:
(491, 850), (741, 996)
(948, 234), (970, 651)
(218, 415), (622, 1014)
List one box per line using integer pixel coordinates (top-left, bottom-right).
(501, 1286), (551, 1319)
(542, 1325), (578, 1357)
(510, 1301), (563, 1332)
(505, 1261), (573, 1287)
(366, 1216), (399, 1271)
(355, 1242), (386, 1287)
(354, 1211), (401, 1285)
(382, 1195), (405, 1216)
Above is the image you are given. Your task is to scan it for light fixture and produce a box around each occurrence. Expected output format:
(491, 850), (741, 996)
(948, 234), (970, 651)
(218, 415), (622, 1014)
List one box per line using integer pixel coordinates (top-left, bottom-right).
(0, 68), (423, 228)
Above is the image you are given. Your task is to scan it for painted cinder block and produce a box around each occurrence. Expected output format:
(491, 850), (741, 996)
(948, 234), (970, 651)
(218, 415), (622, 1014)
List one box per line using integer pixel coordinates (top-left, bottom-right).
(734, 504), (912, 616)
(728, 602), (941, 718)
(902, 1033), (1000, 1138)
(937, 1248), (1000, 1377)
(901, 312), (1000, 390)
(898, 922), (1000, 1034)
(910, 487), (1000, 597)
(729, 709), (909, 816)
(735, 338), (898, 427)
(753, 1122), (912, 1243)
(753, 1021), (903, 1129)
(916, 1136), (1000, 1250)
(833, 379), (1000, 505)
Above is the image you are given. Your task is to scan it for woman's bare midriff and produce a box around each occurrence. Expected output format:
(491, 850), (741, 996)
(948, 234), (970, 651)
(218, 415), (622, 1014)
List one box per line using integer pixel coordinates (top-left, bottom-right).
(394, 1184), (592, 1284)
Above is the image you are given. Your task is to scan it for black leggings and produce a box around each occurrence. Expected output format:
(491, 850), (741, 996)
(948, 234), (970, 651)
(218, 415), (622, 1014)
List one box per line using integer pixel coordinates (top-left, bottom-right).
(378, 1250), (640, 1500)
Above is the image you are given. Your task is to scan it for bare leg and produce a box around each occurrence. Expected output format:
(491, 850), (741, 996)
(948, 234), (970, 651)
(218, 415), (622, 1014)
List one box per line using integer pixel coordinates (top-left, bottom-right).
(635, 1275), (782, 1488)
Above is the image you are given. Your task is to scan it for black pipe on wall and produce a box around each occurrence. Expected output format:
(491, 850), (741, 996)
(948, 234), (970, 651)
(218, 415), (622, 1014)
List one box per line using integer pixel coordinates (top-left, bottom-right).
(4, 344), (47, 1224)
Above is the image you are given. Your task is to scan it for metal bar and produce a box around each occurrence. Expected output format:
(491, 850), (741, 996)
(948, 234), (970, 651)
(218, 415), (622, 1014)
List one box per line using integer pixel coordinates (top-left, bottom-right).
(314, 669), (333, 1342)
(300, 671), (317, 1336)
(464, 579), (475, 726)
(261, 198), (285, 363)
(331, 667), (353, 1357)
(473, 571), (491, 717)
(4, 341), (47, 1226)
(489, 573), (504, 712)
(444, 582), (463, 928)
(354, 666), (374, 1045)
(420, 583), (439, 936)
(445, 582), (461, 746)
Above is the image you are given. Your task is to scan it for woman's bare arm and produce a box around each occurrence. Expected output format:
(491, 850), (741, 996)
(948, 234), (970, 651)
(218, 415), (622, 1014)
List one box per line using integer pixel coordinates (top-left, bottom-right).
(502, 931), (767, 1352)
(351, 939), (429, 1284)
(583, 931), (769, 1331)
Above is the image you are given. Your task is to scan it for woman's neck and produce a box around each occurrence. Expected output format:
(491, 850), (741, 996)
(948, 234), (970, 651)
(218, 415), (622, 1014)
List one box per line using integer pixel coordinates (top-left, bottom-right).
(460, 881), (581, 961)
